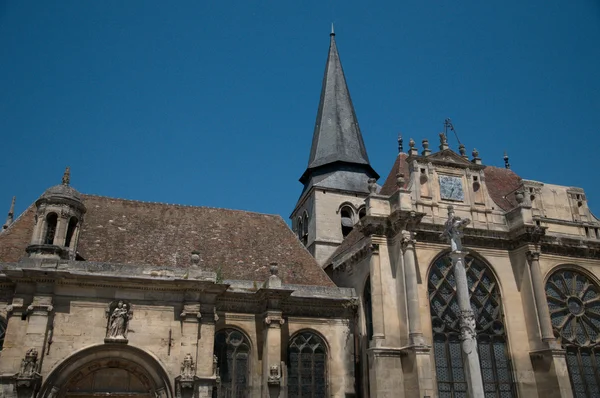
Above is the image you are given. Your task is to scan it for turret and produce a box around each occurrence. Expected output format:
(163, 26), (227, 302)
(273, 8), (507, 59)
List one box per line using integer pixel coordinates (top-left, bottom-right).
(26, 167), (86, 260)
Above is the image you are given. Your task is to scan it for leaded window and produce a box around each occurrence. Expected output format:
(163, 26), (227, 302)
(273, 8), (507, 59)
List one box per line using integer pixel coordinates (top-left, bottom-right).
(429, 254), (516, 397)
(288, 332), (327, 398)
(214, 329), (250, 398)
(545, 269), (600, 397)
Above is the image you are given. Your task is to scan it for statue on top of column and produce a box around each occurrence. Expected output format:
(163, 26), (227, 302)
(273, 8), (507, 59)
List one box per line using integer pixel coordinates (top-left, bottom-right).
(441, 206), (470, 252)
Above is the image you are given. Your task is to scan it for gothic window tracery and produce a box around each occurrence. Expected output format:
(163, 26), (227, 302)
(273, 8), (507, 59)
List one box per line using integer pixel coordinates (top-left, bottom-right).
(288, 332), (327, 398)
(545, 268), (600, 397)
(428, 254), (516, 397)
(214, 328), (250, 398)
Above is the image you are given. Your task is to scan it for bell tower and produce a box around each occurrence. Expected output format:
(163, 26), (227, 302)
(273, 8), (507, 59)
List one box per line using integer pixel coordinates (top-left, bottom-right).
(291, 29), (378, 265)
(26, 167), (86, 260)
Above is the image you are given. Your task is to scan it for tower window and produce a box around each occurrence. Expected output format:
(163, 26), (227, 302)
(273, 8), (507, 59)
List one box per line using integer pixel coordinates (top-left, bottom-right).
(297, 217), (303, 241)
(302, 212), (309, 246)
(65, 216), (78, 247)
(44, 213), (58, 245)
(340, 206), (354, 237)
(358, 207), (366, 220)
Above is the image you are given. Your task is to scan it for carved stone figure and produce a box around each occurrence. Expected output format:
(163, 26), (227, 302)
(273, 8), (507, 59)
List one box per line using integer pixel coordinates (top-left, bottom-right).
(106, 300), (132, 340)
(267, 363), (281, 385)
(441, 206), (470, 252)
(180, 353), (195, 380)
(18, 348), (38, 378)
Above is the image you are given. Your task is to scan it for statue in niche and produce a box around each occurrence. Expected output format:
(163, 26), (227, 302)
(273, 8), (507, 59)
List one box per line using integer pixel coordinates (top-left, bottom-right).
(441, 206), (470, 252)
(18, 348), (38, 378)
(106, 300), (133, 340)
(180, 353), (195, 380)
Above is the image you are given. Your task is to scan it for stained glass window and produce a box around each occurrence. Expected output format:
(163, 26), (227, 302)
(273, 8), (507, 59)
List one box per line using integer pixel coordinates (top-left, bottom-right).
(545, 269), (600, 397)
(288, 332), (327, 398)
(214, 329), (250, 398)
(429, 254), (516, 397)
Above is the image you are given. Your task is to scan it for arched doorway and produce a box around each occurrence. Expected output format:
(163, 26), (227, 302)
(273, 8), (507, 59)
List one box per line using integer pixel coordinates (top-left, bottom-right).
(38, 344), (173, 398)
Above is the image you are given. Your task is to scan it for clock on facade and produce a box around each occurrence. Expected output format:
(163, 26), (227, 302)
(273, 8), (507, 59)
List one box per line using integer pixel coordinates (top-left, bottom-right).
(439, 175), (465, 201)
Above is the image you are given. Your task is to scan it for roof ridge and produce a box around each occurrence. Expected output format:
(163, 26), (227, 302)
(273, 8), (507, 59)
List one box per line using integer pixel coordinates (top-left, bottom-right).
(81, 193), (281, 218)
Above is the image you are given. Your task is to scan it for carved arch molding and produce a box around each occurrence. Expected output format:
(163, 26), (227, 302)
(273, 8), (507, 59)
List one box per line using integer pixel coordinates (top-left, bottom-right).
(38, 344), (173, 398)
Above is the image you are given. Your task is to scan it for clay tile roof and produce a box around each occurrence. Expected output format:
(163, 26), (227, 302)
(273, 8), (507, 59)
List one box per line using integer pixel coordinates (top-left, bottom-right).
(379, 153), (410, 196)
(0, 195), (334, 287)
(483, 166), (523, 211)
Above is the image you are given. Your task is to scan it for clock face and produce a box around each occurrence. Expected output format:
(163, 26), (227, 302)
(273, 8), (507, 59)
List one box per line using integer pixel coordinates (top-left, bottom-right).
(439, 175), (465, 201)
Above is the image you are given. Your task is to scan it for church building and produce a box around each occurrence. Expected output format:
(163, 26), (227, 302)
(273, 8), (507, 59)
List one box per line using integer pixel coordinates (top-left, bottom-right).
(1, 31), (599, 398)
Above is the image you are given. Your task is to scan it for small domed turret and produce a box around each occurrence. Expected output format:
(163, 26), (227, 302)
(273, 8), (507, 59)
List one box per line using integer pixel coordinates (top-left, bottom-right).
(26, 167), (86, 260)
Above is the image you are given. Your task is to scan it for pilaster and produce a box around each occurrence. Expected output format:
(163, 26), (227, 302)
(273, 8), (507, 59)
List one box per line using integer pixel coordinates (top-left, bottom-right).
(263, 310), (284, 398)
(369, 240), (385, 345)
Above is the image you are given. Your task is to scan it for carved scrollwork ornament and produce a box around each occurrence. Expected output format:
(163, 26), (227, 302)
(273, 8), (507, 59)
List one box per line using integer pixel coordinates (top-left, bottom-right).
(264, 315), (285, 326)
(459, 310), (477, 355)
(401, 230), (416, 251)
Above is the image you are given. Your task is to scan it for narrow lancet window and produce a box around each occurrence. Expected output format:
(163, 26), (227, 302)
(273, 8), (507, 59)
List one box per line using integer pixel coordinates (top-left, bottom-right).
(44, 213), (58, 245)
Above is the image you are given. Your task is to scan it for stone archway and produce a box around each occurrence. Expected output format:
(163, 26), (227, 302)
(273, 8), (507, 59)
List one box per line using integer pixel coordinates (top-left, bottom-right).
(38, 344), (173, 398)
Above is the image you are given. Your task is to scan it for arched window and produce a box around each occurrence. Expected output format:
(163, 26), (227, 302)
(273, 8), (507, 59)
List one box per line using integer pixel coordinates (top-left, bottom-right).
(288, 332), (327, 398)
(214, 328), (250, 398)
(358, 207), (366, 220)
(44, 213), (58, 245)
(302, 212), (309, 246)
(428, 254), (516, 397)
(297, 217), (303, 241)
(546, 269), (600, 397)
(0, 316), (6, 351)
(65, 216), (78, 247)
(363, 277), (373, 342)
(340, 206), (354, 238)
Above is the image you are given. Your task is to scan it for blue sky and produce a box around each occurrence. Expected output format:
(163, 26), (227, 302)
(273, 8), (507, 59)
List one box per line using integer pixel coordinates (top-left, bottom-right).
(1, 1), (599, 221)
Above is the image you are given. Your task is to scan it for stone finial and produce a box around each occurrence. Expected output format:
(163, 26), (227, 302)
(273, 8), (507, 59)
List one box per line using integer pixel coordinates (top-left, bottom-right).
(472, 148), (481, 165)
(396, 173), (405, 188)
(266, 262), (282, 288)
(2, 196), (15, 230)
(439, 132), (449, 150)
(368, 178), (377, 194)
(458, 144), (467, 159)
(398, 134), (403, 153)
(191, 251), (200, 266)
(408, 138), (418, 156)
(62, 167), (71, 186)
(504, 151), (510, 169)
(421, 139), (431, 156)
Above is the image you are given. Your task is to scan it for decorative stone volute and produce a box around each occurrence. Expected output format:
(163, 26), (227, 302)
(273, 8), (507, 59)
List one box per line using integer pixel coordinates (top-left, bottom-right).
(27, 167), (87, 260)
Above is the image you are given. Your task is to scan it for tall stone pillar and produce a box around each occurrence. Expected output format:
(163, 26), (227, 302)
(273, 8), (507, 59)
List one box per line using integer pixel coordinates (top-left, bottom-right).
(526, 249), (573, 398)
(527, 250), (557, 345)
(400, 230), (424, 346)
(369, 242), (385, 344)
(196, 303), (217, 398)
(442, 207), (484, 397)
(263, 310), (284, 398)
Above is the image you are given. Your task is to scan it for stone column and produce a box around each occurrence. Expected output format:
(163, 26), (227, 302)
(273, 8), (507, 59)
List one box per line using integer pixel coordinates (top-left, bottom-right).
(263, 310), (284, 398)
(527, 250), (556, 344)
(450, 251), (484, 397)
(196, 304), (217, 398)
(369, 242), (385, 344)
(400, 230), (424, 346)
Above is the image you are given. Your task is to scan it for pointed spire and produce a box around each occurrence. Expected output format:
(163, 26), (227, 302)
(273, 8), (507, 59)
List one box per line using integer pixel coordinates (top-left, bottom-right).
(2, 196), (15, 230)
(300, 31), (378, 184)
(62, 166), (70, 186)
(331, 22), (335, 36)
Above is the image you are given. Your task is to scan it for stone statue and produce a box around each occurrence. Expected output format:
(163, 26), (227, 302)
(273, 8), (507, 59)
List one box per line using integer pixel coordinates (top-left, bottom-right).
(180, 353), (195, 379)
(441, 206), (470, 252)
(106, 301), (132, 339)
(18, 348), (38, 378)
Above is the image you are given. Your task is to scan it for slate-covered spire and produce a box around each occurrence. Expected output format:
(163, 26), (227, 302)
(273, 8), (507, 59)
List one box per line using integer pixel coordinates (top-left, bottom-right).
(300, 31), (378, 185)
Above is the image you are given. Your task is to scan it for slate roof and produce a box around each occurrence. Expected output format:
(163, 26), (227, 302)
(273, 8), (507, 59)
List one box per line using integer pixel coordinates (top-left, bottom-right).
(300, 33), (378, 185)
(0, 195), (334, 287)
